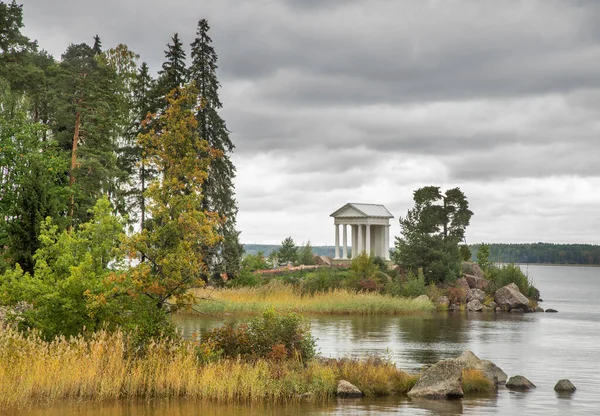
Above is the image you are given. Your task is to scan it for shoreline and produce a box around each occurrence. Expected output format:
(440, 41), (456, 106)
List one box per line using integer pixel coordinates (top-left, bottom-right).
(513, 262), (600, 268)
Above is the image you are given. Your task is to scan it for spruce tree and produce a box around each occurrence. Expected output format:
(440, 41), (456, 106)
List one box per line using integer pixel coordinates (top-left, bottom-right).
(128, 62), (156, 230)
(155, 33), (187, 104)
(92, 34), (102, 55)
(190, 19), (242, 276)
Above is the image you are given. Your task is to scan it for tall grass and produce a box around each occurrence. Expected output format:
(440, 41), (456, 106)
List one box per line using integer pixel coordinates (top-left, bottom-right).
(0, 326), (418, 409)
(461, 369), (494, 394)
(190, 282), (435, 316)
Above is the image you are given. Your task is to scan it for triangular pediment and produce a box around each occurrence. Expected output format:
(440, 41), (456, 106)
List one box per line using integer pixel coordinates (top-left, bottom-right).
(332, 205), (367, 218)
(330, 203), (394, 218)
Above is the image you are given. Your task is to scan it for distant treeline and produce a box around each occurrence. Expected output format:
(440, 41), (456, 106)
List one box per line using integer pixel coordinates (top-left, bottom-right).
(469, 243), (600, 265)
(244, 243), (600, 265)
(244, 244), (335, 258)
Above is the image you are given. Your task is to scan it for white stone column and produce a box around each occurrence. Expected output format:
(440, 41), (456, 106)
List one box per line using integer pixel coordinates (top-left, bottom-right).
(384, 225), (390, 260)
(352, 225), (358, 258)
(357, 224), (363, 255)
(365, 224), (371, 256)
(342, 224), (348, 259)
(334, 224), (340, 259)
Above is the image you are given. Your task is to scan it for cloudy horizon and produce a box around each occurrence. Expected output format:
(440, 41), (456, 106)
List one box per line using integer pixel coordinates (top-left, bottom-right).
(21, 0), (600, 246)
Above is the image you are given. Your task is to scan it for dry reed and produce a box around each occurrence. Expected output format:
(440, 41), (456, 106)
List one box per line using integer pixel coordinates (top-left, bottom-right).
(0, 326), (417, 409)
(190, 284), (435, 316)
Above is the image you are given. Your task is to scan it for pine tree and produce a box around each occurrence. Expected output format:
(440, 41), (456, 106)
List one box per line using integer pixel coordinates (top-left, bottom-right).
(190, 19), (242, 276)
(51, 42), (125, 227)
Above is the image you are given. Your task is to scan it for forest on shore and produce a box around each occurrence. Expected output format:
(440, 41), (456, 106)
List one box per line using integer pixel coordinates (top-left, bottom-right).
(244, 243), (600, 266)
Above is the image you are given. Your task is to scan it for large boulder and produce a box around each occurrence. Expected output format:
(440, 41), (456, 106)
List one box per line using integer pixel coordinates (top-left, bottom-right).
(436, 296), (450, 308)
(462, 262), (484, 278)
(554, 379), (576, 392)
(456, 277), (470, 293)
(467, 288), (485, 303)
(464, 274), (489, 291)
(337, 380), (363, 397)
(455, 350), (507, 385)
(408, 360), (464, 399)
(467, 299), (483, 312)
(494, 283), (531, 312)
(414, 295), (430, 303)
(506, 375), (536, 390)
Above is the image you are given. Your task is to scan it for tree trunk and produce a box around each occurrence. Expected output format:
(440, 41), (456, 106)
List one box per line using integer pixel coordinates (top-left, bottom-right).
(68, 111), (81, 231)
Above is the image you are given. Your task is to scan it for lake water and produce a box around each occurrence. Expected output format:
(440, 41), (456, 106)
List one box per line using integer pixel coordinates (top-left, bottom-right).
(12, 265), (600, 415)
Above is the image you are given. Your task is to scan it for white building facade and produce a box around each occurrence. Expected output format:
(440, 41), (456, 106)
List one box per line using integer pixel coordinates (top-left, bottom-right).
(330, 203), (394, 261)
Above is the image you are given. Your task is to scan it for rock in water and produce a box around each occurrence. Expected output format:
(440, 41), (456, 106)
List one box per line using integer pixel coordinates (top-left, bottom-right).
(545, 308), (558, 313)
(337, 380), (363, 397)
(467, 288), (486, 303)
(494, 283), (531, 312)
(506, 375), (536, 390)
(554, 379), (576, 392)
(464, 274), (489, 291)
(467, 299), (483, 312)
(455, 350), (507, 385)
(408, 360), (464, 399)
(535, 306), (544, 312)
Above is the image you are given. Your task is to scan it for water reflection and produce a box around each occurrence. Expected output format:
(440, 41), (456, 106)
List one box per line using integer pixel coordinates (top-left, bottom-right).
(11, 265), (600, 415)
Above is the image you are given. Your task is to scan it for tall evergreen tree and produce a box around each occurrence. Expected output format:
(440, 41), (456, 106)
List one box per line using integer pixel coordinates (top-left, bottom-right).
(126, 62), (156, 230)
(92, 34), (102, 55)
(51, 42), (125, 227)
(189, 19), (242, 276)
(155, 33), (187, 105)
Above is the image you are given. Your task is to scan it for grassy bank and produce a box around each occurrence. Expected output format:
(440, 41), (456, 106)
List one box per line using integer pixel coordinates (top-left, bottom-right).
(0, 327), (417, 409)
(189, 283), (435, 316)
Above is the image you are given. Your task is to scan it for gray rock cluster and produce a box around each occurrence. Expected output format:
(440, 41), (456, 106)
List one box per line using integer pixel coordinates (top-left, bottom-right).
(494, 283), (532, 312)
(408, 350), (507, 399)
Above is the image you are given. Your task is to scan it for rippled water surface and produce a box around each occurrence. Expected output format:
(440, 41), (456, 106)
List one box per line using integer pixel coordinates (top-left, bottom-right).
(13, 265), (600, 415)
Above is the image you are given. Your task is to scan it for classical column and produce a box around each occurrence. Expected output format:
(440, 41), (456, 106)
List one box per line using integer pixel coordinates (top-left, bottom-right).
(365, 224), (371, 255)
(384, 225), (390, 260)
(334, 224), (340, 259)
(342, 224), (348, 259)
(352, 225), (358, 258)
(357, 224), (363, 255)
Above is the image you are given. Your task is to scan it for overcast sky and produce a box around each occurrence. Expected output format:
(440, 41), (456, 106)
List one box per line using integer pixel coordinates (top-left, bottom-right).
(20, 0), (600, 245)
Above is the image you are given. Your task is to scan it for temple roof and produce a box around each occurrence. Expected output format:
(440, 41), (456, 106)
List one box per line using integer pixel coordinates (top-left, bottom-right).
(330, 203), (394, 218)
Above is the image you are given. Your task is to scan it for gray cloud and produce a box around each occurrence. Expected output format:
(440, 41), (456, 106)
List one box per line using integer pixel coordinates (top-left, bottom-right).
(19, 0), (600, 244)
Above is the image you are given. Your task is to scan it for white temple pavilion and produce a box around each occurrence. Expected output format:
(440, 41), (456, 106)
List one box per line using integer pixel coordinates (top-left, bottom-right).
(330, 203), (394, 261)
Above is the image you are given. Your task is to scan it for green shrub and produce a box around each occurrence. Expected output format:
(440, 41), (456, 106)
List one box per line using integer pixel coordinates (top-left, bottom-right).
(300, 268), (348, 295)
(227, 268), (262, 288)
(488, 263), (539, 299)
(200, 309), (316, 361)
(400, 269), (427, 298)
(384, 270), (426, 298)
(351, 252), (378, 280)
(373, 256), (389, 273)
(240, 251), (270, 272)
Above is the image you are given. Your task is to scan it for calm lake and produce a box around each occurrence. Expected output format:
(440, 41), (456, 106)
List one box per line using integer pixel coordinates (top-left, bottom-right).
(12, 265), (600, 415)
